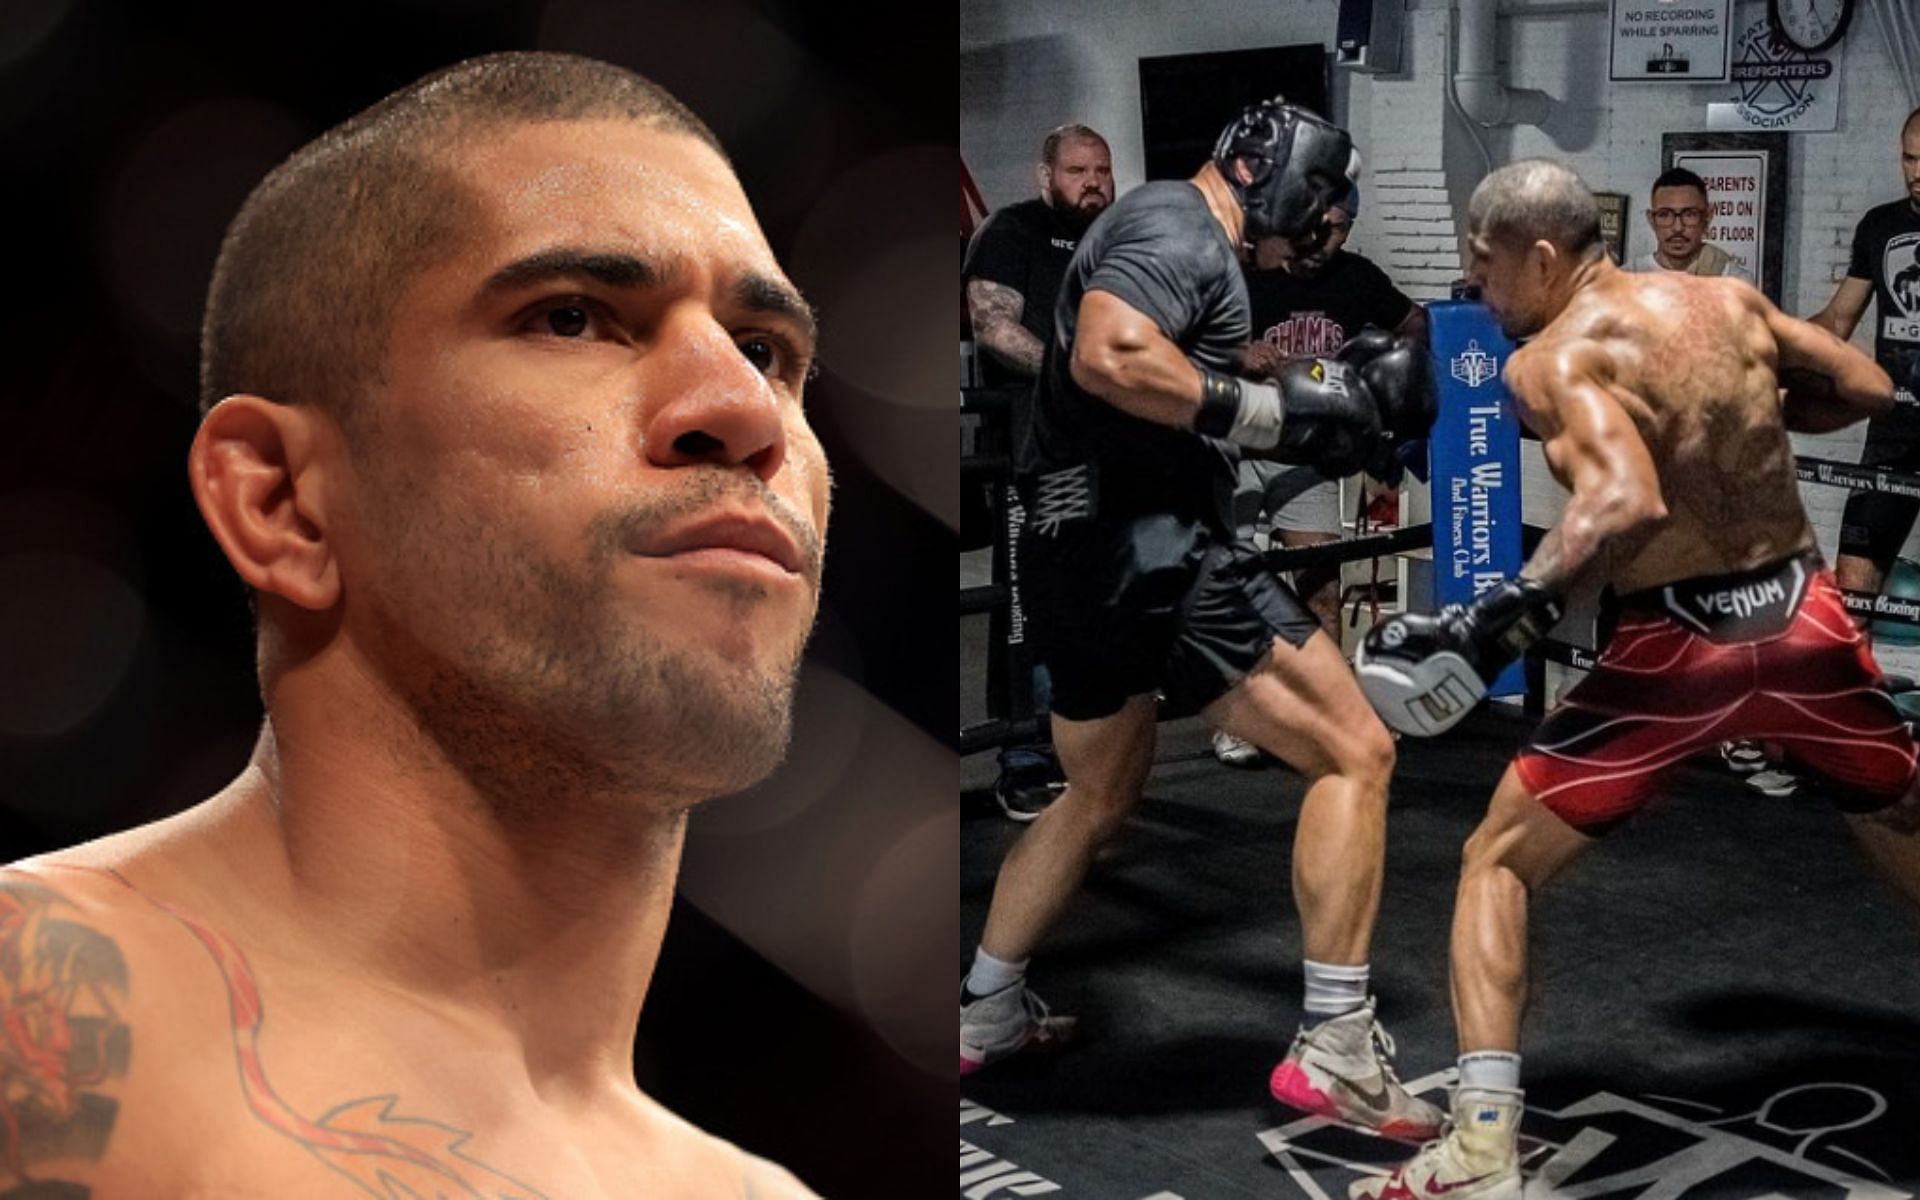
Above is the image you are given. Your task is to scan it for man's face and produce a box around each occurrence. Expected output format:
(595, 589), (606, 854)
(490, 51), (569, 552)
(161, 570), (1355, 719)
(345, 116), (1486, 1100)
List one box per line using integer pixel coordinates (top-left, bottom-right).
(1902, 120), (1920, 204)
(1042, 137), (1114, 219)
(1646, 184), (1709, 265)
(1465, 230), (1550, 340)
(341, 120), (829, 802)
(1287, 209), (1352, 278)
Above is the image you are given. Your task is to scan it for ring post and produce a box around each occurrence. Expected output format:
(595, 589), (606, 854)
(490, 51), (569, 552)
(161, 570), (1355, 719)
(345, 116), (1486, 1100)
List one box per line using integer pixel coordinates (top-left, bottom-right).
(1428, 300), (1525, 700)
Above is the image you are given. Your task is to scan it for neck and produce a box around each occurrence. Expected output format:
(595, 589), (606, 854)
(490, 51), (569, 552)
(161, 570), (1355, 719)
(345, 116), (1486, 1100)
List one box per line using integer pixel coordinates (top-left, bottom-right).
(217, 643), (697, 1099)
(1559, 251), (1614, 308)
(1190, 163), (1246, 253)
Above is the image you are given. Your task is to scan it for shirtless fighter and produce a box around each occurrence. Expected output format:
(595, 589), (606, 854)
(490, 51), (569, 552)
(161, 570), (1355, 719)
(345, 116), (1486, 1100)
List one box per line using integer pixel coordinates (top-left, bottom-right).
(0, 54), (824, 1196)
(960, 99), (1443, 1138)
(1353, 159), (1920, 1198)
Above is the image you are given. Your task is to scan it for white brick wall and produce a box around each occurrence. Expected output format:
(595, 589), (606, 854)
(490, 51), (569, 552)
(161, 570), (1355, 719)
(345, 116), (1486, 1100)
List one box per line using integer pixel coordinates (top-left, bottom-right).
(961, 0), (1918, 563)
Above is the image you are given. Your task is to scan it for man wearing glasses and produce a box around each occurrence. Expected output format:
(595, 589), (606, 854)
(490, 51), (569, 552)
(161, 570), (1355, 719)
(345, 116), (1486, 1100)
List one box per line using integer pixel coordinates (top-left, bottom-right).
(1630, 167), (1752, 282)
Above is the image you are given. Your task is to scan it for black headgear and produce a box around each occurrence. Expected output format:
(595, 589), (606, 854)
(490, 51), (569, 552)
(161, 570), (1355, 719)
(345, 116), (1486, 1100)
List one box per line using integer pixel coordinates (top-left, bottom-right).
(1212, 99), (1357, 243)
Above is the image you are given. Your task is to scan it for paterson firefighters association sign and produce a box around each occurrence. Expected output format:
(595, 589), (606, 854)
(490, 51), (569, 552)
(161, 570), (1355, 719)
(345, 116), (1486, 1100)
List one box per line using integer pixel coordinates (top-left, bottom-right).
(1707, 17), (1840, 131)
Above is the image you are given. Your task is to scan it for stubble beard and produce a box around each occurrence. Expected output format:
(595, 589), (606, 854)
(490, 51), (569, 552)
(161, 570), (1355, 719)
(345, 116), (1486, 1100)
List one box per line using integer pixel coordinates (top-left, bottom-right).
(364, 471), (817, 815)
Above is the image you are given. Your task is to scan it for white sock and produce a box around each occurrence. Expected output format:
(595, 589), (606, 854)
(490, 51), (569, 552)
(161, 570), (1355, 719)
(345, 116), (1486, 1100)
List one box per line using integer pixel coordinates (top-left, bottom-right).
(1458, 1050), (1523, 1092)
(965, 947), (1027, 998)
(1302, 959), (1369, 1017)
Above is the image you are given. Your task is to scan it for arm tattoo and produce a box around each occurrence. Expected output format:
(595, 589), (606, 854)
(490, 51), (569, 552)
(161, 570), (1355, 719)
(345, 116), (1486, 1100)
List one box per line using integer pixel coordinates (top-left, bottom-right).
(967, 280), (1045, 378)
(59, 865), (551, 1199)
(0, 877), (132, 1191)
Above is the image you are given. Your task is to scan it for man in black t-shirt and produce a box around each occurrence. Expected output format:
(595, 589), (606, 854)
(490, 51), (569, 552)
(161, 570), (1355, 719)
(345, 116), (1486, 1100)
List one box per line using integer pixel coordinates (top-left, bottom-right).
(1240, 183), (1424, 622)
(962, 125), (1114, 822)
(1212, 182), (1425, 766)
(960, 100), (1443, 1142)
(964, 125), (1115, 387)
(1814, 106), (1920, 598)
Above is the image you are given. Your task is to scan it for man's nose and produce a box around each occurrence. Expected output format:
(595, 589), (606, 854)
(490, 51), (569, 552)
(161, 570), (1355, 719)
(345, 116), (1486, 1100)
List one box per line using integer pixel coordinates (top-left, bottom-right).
(640, 311), (788, 482)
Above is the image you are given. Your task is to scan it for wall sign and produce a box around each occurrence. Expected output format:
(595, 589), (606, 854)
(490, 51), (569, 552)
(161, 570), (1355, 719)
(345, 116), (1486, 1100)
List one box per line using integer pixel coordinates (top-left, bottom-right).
(1610, 0), (1734, 82)
(1593, 191), (1630, 264)
(1664, 131), (1789, 305)
(1706, 16), (1840, 131)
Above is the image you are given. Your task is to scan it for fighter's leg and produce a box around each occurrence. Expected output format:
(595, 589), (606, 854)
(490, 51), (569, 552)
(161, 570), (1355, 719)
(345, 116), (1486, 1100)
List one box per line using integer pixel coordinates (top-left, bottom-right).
(977, 693), (1160, 963)
(1835, 473), (1920, 622)
(1207, 631), (1443, 1139)
(962, 693), (1158, 1074)
(1452, 766), (1593, 1052)
(1351, 769), (1592, 1199)
(1205, 630), (1394, 965)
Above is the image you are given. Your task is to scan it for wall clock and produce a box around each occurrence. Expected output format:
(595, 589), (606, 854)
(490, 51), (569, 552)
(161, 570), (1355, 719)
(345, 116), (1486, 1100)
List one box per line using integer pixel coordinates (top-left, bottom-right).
(1768, 0), (1854, 53)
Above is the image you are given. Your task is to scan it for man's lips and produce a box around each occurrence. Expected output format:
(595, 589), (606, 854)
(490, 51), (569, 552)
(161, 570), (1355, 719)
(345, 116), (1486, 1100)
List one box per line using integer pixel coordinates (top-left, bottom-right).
(633, 513), (807, 577)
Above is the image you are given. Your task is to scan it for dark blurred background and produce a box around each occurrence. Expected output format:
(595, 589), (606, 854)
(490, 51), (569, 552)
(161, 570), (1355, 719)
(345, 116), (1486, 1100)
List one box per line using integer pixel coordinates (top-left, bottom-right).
(0, 1), (956, 1194)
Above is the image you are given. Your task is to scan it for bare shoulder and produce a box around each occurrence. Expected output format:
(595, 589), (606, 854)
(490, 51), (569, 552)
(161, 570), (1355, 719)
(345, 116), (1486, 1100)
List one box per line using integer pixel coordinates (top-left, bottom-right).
(1506, 331), (1609, 394)
(0, 860), (228, 1194)
(738, 1146), (821, 1199)
(636, 1092), (822, 1198)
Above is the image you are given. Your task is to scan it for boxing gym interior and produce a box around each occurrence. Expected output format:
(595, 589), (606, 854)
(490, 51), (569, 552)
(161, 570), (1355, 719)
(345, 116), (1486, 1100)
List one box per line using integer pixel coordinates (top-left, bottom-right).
(962, 1), (1920, 1196)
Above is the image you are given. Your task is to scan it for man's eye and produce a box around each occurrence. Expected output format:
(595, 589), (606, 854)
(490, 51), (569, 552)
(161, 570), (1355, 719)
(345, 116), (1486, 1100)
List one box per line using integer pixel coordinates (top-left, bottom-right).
(544, 305), (591, 337)
(739, 336), (786, 376)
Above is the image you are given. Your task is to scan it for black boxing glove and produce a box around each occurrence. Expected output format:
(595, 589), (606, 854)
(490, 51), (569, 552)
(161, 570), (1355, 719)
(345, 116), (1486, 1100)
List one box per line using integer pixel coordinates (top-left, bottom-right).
(1354, 577), (1565, 736)
(1338, 327), (1437, 448)
(1197, 358), (1381, 474)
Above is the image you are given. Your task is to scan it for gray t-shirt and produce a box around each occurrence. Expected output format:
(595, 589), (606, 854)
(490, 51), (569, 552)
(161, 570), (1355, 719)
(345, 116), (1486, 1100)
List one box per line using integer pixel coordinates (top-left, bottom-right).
(1023, 181), (1247, 527)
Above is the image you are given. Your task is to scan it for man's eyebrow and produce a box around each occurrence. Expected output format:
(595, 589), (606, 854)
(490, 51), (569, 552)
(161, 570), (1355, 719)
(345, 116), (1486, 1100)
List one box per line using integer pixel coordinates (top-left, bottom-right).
(478, 250), (816, 346)
(481, 248), (670, 295)
(735, 273), (819, 349)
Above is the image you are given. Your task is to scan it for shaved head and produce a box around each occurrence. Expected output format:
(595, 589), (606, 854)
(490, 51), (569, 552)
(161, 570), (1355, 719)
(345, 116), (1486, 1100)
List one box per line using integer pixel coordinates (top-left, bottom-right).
(199, 51), (723, 432)
(1468, 159), (1603, 261)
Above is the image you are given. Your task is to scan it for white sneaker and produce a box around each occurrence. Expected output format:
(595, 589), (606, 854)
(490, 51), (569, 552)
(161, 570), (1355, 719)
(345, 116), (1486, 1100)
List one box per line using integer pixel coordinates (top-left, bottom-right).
(1213, 729), (1264, 767)
(1350, 1087), (1523, 1200)
(1746, 767), (1799, 797)
(959, 982), (1076, 1076)
(1268, 999), (1445, 1141)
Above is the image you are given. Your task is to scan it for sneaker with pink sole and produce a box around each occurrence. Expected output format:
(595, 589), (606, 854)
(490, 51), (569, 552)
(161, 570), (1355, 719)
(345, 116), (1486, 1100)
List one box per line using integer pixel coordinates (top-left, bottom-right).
(1268, 998), (1444, 1141)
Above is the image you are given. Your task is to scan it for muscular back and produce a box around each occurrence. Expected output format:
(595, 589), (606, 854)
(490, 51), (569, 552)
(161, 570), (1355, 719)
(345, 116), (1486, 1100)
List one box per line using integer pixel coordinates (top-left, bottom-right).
(1515, 271), (1811, 592)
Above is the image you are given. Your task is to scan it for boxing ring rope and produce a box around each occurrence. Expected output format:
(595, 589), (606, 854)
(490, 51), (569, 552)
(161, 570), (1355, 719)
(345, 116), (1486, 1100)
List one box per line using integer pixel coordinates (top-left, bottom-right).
(960, 379), (1920, 751)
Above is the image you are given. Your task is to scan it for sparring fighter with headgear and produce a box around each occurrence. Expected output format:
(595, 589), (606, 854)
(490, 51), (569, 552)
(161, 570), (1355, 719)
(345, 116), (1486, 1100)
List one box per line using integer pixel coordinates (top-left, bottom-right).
(959, 98), (1442, 1138)
(1351, 160), (1920, 1200)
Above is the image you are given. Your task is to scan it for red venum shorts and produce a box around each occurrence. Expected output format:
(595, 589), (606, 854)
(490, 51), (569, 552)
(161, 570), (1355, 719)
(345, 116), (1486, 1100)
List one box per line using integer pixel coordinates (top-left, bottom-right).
(1515, 555), (1917, 832)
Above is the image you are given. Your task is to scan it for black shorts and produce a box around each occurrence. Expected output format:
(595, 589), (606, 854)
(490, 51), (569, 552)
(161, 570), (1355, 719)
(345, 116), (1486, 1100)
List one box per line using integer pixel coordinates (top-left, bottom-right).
(1840, 415), (1920, 568)
(1024, 511), (1322, 722)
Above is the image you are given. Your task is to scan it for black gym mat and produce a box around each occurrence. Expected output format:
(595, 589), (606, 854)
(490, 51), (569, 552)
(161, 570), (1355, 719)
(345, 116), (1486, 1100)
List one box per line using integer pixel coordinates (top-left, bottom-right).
(960, 708), (1920, 1198)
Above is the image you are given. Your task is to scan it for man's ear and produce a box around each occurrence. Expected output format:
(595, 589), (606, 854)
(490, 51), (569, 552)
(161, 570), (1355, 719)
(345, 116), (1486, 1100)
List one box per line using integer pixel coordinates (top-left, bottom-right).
(188, 396), (340, 611)
(1530, 238), (1561, 284)
(1034, 161), (1051, 196)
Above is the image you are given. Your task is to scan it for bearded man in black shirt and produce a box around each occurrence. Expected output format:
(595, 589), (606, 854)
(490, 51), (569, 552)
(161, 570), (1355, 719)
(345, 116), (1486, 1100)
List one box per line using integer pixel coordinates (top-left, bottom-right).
(962, 124), (1115, 821)
(965, 124), (1115, 385)
(960, 100), (1441, 1140)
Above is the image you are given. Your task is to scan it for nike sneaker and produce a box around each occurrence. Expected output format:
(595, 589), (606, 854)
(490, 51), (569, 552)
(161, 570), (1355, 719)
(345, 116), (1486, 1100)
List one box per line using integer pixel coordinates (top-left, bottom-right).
(1349, 1087), (1522, 1200)
(1268, 998), (1444, 1140)
(960, 982), (1076, 1076)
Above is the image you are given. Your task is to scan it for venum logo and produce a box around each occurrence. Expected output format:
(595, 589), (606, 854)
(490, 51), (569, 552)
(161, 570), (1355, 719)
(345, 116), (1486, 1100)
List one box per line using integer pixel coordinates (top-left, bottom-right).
(1451, 341), (1497, 388)
(1728, 19), (1831, 129)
